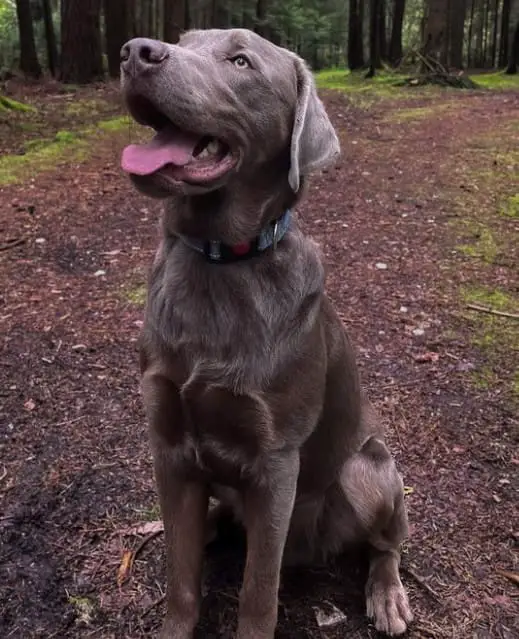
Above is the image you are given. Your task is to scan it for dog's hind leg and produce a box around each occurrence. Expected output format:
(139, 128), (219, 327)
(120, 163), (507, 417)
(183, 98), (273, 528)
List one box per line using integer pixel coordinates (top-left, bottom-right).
(340, 435), (413, 636)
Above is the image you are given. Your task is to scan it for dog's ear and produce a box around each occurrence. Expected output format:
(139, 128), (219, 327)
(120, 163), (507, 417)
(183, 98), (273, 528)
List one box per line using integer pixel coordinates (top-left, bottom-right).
(289, 57), (340, 192)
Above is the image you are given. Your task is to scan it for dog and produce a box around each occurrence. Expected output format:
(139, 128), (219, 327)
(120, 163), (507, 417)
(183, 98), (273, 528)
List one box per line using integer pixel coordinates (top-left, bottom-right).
(120, 28), (413, 639)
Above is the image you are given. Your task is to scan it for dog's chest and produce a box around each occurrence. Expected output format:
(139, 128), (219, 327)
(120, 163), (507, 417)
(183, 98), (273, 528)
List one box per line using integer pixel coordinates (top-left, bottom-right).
(172, 378), (274, 484)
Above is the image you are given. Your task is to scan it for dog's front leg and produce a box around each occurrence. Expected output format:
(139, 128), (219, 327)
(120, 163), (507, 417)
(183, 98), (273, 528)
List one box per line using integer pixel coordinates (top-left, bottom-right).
(153, 446), (209, 639)
(236, 451), (300, 639)
(143, 373), (209, 639)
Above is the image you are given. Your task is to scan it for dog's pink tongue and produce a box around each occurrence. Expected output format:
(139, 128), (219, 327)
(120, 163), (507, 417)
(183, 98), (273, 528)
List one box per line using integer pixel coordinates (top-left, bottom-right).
(121, 126), (199, 176)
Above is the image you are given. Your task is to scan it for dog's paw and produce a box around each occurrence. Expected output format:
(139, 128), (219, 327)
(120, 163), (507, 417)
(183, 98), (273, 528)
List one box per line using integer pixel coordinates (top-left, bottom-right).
(366, 575), (413, 636)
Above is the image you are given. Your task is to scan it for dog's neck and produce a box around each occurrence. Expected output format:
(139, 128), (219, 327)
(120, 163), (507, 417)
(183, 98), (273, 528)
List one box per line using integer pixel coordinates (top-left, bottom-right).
(161, 166), (304, 247)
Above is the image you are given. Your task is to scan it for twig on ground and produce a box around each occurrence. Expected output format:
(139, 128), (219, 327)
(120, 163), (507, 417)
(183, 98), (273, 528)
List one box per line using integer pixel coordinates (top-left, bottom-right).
(497, 568), (519, 587)
(466, 304), (519, 320)
(140, 593), (166, 618)
(0, 238), (25, 251)
(133, 529), (164, 563)
(403, 566), (443, 604)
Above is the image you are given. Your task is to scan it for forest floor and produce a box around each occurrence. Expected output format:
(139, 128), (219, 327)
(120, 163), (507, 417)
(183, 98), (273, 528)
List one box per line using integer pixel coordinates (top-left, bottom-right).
(1, 73), (518, 639)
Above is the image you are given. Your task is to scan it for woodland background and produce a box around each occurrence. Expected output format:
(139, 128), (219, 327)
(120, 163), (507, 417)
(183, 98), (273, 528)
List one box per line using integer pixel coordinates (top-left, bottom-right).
(2, 0), (519, 86)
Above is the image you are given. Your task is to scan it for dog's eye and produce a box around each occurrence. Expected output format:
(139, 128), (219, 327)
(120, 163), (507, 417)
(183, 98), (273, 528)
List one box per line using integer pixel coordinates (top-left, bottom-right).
(232, 55), (250, 69)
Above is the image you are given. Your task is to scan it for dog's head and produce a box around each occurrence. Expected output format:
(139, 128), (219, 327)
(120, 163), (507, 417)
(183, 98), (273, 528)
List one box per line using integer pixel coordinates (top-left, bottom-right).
(120, 28), (339, 198)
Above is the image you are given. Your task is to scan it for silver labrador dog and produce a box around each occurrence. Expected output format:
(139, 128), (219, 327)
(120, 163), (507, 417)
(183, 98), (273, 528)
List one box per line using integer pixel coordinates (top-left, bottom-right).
(120, 28), (413, 639)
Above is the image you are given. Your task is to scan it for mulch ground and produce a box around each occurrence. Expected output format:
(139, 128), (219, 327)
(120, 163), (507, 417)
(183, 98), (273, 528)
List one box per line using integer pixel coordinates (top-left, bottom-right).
(1, 80), (518, 639)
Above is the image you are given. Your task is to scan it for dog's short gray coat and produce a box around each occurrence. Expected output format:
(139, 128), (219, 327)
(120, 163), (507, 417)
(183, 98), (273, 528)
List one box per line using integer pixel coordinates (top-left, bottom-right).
(120, 27), (413, 639)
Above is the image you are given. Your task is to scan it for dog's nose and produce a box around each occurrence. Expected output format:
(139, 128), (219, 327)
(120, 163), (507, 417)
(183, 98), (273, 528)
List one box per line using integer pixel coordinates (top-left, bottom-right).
(120, 38), (169, 76)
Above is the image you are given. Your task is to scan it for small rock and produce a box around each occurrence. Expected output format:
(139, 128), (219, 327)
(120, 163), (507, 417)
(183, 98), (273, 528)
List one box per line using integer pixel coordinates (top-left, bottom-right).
(400, 306), (408, 313)
(72, 344), (87, 351)
(412, 327), (425, 336)
(35, 238), (46, 244)
(375, 262), (388, 270)
(314, 603), (347, 628)
(94, 270), (106, 277)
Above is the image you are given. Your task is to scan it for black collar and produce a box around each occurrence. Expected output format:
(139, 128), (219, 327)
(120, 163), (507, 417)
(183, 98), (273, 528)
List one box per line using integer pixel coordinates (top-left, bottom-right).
(175, 209), (292, 264)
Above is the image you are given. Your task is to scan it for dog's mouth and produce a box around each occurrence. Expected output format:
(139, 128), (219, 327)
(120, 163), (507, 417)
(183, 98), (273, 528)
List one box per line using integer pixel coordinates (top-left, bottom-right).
(121, 95), (237, 185)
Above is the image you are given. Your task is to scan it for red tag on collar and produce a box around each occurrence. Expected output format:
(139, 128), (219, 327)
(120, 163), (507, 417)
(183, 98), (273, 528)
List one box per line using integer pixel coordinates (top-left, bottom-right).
(231, 242), (251, 256)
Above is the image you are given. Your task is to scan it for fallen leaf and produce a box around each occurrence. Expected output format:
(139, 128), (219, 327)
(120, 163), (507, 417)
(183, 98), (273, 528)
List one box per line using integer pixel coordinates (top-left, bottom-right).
(314, 602), (347, 628)
(117, 549), (134, 587)
(123, 520), (164, 536)
(413, 351), (439, 363)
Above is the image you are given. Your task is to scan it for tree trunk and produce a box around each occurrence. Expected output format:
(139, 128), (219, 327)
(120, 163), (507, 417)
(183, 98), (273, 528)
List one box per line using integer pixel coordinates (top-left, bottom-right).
(507, 0), (519, 68)
(378, 0), (387, 60)
(388, 0), (406, 65)
(468, 0), (476, 66)
(366, 0), (382, 76)
(163, 0), (185, 42)
(104, 0), (131, 78)
(61, 0), (103, 83)
(184, 0), (190, 29)
(507, 18), (519, 72)
(490, 0), (499, 66)
(422, 0), (449, 63)
(348, 0), (365, 69)
(15, 0), (42, 77)
(41, 0), (58, 76)
(482, 0), (490, 66)
(255, 0), (269, 37)
(475, 0), (485, 66)
(499, 0), (511, 66)
(447, 0), (466, 68)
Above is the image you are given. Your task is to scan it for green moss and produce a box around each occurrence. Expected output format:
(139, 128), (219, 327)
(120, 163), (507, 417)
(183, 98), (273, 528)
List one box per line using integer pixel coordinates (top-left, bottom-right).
(67, 595), (95, 625)
(462, 286), (517, 312)
(55, 130), (77, 143)
(502, 193), (519, 218)
(470, 71), (519, 91)
(135, 502), (161, 521)
(0, 132), (88, 185)
(121, 283), (147, 306)
(0, 95), (36, 113)
(513, 372), (519, 396)
(456, 224), (498, 264)
(0, 111), (138, 185)
(315, 68), (407, 100)
(388, 102), (456, 123)
(471, 366), (499, 390)
(97, 116), (131, 132)
(65, 98), (108, 117)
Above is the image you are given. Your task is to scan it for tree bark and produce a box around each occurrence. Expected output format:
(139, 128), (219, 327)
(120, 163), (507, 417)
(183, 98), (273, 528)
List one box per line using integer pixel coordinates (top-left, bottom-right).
(163, 0), (185, 42)
(378, 0), (387, 61)
(41, 0), (58, 76)
(61, 0), (103, 84)
(475, 0), (485, 67)
(366, 0), (382, 76)
(104, 0), (131, 78)
(255, 0), (269, 37)
(348, 0), (365, 69)
(185, 0), (191, 29)
(490, 0), (499, 66)
(422, 0), (449, 63)
(15, 0), (42, 77)
(506, 18), (519, 72)
(468, 0), (476, 66)
(388, 0), (406, 65)
(447, 0), (466, 68)
(499, 0), (511, 66)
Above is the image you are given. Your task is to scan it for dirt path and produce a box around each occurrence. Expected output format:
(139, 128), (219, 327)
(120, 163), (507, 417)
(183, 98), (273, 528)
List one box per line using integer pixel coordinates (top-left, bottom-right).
(1, 84), (518, 639)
